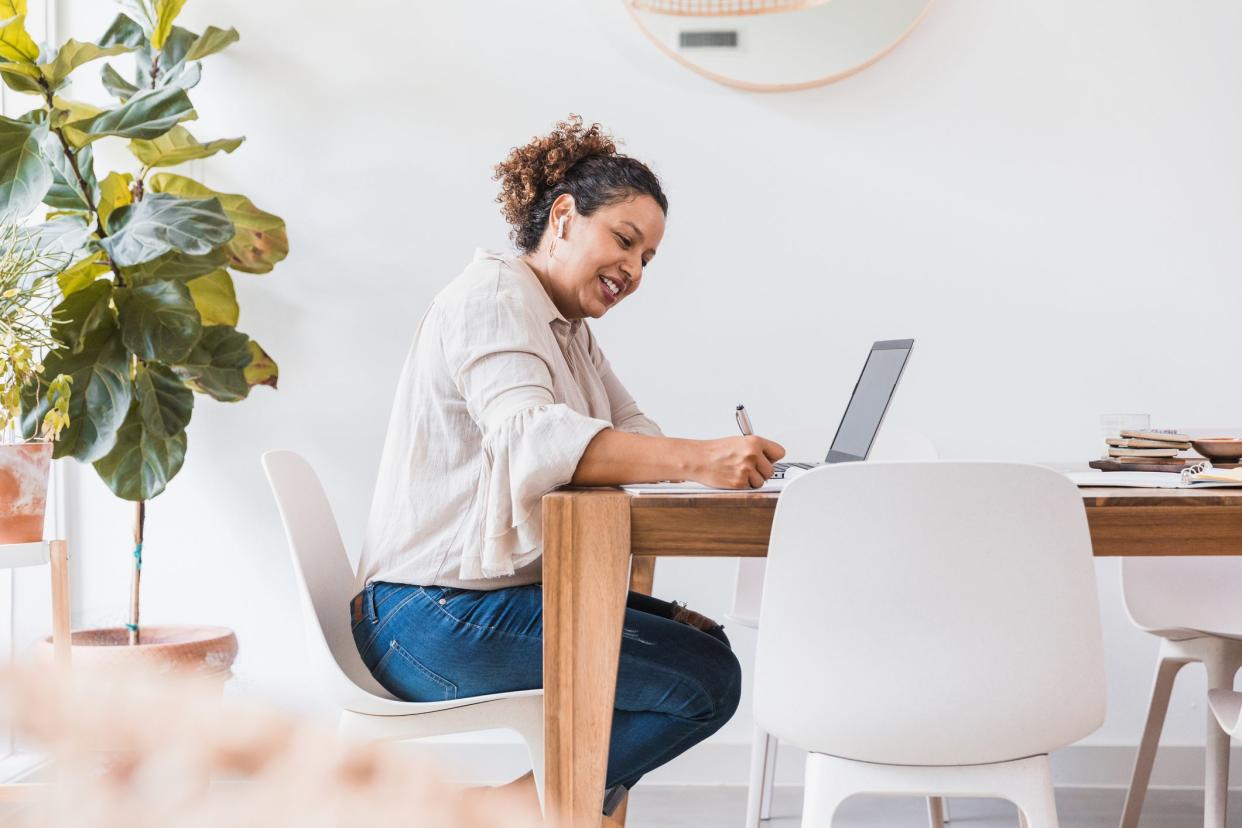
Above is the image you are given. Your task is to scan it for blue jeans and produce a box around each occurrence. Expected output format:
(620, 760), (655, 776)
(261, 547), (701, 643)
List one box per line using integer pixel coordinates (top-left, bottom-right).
(350, 581), (742, 795)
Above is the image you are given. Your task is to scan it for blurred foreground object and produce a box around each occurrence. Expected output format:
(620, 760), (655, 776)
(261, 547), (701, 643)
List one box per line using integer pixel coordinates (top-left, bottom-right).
(0, 663), (542, 828)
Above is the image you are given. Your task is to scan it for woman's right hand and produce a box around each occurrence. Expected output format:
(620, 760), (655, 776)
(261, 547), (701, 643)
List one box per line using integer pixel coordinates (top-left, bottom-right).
(690, 436), (786, 489)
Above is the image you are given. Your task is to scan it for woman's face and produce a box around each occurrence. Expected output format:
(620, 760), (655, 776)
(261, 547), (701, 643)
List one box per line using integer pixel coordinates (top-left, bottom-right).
(541, 193), (665, 320)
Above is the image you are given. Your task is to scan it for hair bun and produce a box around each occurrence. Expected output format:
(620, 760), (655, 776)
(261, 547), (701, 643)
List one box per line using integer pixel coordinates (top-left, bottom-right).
(493, 114), (617, 234)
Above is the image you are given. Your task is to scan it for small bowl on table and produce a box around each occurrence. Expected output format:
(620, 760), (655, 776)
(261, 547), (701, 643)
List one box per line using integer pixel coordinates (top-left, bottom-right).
(1190, 438), (1242, 463)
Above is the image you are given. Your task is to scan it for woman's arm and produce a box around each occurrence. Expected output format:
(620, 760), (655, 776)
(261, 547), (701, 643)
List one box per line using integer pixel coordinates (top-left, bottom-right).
(570, 429), (785, 489)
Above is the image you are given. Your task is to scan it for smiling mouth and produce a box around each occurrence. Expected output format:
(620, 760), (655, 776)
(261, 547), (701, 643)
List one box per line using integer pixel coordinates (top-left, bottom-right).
(598, 275), (623, 304)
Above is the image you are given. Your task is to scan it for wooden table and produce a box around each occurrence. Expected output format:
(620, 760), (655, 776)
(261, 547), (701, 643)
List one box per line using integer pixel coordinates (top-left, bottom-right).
(539, 484), (1242, 826)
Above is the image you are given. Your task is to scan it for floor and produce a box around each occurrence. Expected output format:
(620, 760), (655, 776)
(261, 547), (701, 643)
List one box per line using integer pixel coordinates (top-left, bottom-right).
(625, 786), (1242, 827)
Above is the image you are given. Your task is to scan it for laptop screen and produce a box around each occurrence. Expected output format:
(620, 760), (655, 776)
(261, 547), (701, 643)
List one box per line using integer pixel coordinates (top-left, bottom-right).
(824, 339), (914, 464)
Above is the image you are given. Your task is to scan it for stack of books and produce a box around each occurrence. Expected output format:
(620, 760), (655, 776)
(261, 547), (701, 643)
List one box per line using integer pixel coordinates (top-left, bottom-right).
(1106, 429), (1192, 459)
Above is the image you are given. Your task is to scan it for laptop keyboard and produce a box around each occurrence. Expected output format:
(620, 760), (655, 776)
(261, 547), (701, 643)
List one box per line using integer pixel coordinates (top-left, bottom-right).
(771, 461), (818, 479)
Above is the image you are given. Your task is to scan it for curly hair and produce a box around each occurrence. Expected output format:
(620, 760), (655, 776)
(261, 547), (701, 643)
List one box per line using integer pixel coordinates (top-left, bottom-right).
(493, 114), (669, 254)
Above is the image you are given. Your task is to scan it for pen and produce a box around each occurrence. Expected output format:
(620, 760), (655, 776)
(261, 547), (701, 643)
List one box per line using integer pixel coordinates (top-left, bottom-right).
(735, 404), (753, 436)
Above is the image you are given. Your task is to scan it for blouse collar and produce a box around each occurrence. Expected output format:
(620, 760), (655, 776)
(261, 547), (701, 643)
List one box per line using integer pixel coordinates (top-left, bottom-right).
(474, 248), (581, 336)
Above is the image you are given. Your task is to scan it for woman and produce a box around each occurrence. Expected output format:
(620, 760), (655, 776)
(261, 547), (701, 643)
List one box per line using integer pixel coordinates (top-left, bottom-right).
(352, 115), (785, 815)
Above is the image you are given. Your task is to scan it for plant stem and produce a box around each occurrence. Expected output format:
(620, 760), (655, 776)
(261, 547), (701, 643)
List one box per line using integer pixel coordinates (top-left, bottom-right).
(128, 500), (145, 645)
(38, 78), (127, 288)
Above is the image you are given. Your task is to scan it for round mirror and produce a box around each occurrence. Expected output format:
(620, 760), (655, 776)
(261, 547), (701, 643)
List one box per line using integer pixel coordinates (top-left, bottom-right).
(625, 0), (933, 92)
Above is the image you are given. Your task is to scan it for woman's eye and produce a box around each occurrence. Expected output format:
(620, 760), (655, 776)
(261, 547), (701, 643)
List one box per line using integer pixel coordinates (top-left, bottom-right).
(616, 234), (631, 248)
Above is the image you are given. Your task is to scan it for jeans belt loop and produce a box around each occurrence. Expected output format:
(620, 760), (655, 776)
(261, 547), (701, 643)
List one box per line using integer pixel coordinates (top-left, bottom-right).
(364, 581), (378, 623)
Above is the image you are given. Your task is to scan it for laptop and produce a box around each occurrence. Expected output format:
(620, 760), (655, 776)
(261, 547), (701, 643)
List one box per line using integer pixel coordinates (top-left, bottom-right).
(769, 338), (915, 479)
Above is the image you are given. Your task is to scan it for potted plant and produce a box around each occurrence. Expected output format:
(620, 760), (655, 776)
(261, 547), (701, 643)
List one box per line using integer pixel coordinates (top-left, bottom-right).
(0, 0), (287, 673)
(0, 222), (71, 546)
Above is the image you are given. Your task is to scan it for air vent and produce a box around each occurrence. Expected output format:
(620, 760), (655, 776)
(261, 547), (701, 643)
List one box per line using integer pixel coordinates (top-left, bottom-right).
(679, 30), (738, 48)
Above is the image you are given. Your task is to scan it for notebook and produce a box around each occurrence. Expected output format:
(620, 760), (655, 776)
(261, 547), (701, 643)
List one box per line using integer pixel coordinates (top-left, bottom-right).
(1067, 463), (1242, 489)
(621, 467), (810, 495)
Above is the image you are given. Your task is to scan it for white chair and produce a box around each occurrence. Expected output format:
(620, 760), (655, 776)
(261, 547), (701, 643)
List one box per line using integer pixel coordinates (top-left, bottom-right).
(753, 461), (1107, 827)
(736, 427), (940, 826)
(261, 451), (546, 810)
(1119, 557), (1242, 828)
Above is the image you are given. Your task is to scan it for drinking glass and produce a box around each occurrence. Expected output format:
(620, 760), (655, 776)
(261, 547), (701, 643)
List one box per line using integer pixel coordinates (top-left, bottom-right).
(1100, 413), (1150, 440)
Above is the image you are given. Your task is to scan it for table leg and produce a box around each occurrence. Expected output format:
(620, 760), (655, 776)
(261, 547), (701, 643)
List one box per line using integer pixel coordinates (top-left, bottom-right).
(48, 540), (70, 669)
(543, 490), (632, 828)
(628, 556), (656, 596)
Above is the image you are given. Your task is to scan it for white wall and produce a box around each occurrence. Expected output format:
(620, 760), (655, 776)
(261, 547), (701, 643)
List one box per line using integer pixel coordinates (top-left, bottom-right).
(37, 0), (1242, 784)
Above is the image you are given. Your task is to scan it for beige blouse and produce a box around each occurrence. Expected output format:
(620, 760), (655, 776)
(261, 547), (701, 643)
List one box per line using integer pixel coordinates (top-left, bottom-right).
(359, 248), (664, 590)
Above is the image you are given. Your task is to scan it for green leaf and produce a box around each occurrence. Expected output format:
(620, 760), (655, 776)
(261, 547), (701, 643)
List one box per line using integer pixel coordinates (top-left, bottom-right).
(0, 10), (40, 64)
(173, 324), (251, 402)
(97, 170), (133, 230)
(99, 192), (234, 267)
(119, 246), (225, 284)
(28, 214), (93, 263)
(134, 24), (194, 88)
(129, 126), (243, 168)
(0, 61), (42, 95)
(21, 329), (132, 462)
(243, 340), (278, 390)
(186, 269), (238, 326)
(150, 0), (187, 51)
(50, 98), (104, 147)
(39, 39), (133, 88)
(52, 279), (115, 353)
(100, 63), (139, 101)
(63, 85), (196, 145)
(149, 173), (287, 274)
(40, 133), (97, 211)
(99, 13), (147, 49)
(115, 279), (202, 363)
(114, 0), (154, 33)
(133, 362), (191, 437)
(0, 113), (50, 219)
(161, 58), (200, 92)
(92, 399), (187, 501)
(184, 26), (238, 61)
(56, 252), (110, 297)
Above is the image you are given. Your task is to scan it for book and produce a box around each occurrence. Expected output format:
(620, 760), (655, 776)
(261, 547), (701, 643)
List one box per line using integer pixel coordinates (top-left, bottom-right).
(1108, 447), (1180, 458)
(1120, 429), (1192, 443)
(1068, 461), (1242, 489)
(1068, 471), (1242, 489)
(1192, 466), (1242, 484)
(1106, 437), (1193, 450)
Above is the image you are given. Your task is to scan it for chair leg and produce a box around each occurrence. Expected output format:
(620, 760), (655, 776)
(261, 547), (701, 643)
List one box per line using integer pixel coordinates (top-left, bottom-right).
(746, 724), (772, 827)
(800, 753), (850, 828)
(801, 752), (1052, 828)
(512, 718), (546, 816)
(926, 796), (945, 827)
(1008, 756), (1058, 828)
(1120, 651), (1188, 828)
(1203, 653), (1240, 828)
(760, 732), (779, 820)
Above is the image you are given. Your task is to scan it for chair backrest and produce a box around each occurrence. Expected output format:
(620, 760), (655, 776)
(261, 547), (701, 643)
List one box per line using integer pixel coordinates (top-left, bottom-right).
(1122, 556), (1242, 636)
(729, 427), (939, 622)
(261, 450), (398, 705)
(753, 461), (1106, 766)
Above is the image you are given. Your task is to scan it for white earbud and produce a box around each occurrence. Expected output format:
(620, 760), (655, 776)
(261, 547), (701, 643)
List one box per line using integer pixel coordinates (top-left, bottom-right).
(556, 216), (567, 238)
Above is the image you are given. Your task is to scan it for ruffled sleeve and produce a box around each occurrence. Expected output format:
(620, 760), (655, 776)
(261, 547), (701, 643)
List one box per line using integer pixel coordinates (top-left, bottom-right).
(440, 296), (611, 580)
(459, 403), (609, 579)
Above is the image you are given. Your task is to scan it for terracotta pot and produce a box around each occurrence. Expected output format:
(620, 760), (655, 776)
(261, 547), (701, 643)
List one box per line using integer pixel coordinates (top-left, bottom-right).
(0, 441), (52, 545)
(38, 625), (238, 677)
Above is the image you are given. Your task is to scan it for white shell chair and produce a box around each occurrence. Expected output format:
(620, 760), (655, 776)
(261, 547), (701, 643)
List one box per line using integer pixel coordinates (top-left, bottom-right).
(735, 427), (940, 827)
(261, 451), (546, 811)
(1119, 557), (1242, 828)
(754, 461), (1106, 828)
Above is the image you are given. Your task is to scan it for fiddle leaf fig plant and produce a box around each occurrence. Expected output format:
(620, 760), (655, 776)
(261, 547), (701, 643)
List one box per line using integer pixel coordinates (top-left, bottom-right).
(0, 0), (287, 643)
